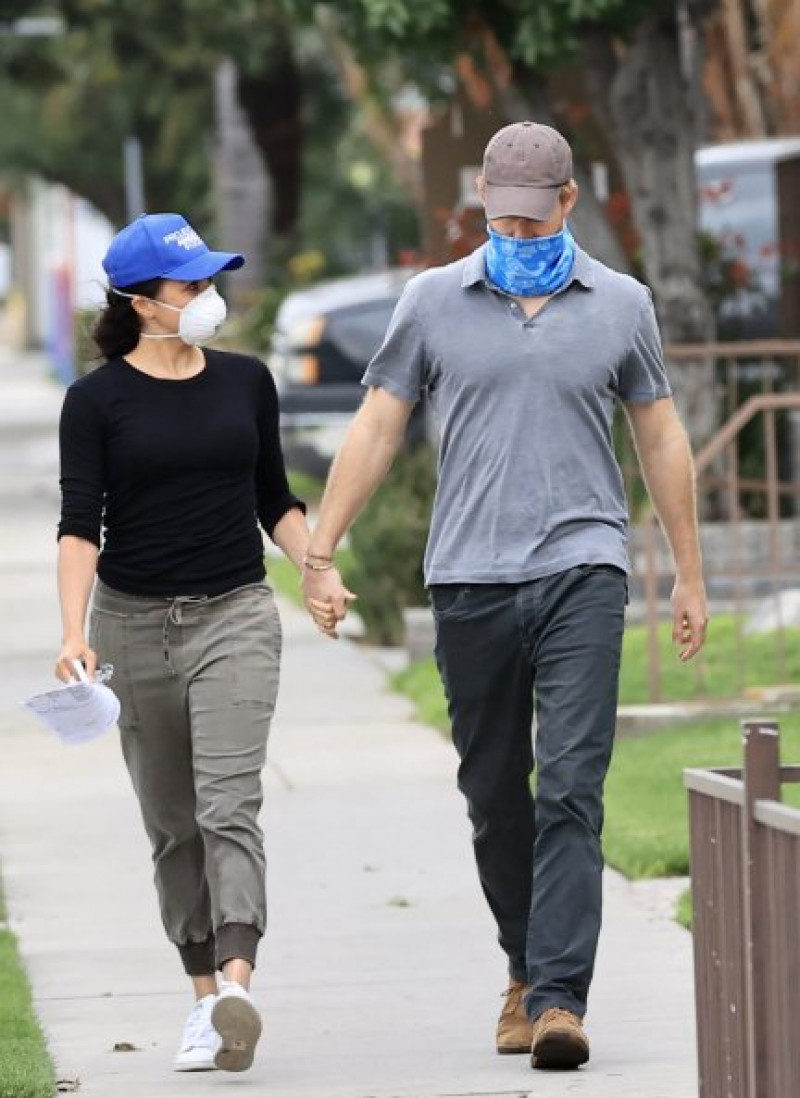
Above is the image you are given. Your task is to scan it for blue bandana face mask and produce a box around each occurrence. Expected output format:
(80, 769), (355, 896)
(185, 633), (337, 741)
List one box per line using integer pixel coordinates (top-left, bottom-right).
(485, 224), (576, 297)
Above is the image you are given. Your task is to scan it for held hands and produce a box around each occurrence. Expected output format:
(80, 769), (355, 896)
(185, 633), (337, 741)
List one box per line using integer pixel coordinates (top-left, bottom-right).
(671, 576), (709, 662)
(301, 558), (356, 640)
(55, 635), (97, 683)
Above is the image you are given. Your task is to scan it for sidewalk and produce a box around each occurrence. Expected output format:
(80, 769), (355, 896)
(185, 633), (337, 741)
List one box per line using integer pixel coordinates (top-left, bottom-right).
(0, 343), (698, 1097)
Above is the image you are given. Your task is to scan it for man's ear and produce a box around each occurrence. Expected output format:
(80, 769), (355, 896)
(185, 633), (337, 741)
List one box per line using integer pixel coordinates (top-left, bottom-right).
(560, 179), (579, 217)
(475, 174), (487, 205)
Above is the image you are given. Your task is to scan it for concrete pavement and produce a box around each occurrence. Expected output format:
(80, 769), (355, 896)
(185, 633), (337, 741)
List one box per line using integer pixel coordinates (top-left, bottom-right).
(0, 341), (698, 1096)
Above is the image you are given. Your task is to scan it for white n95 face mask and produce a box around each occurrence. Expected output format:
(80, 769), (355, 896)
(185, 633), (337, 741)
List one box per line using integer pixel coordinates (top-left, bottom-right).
(115, 285), (228, 346)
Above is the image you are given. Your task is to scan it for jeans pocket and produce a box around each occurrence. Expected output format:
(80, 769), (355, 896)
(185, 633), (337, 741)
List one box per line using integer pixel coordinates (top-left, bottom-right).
(429, 584), (471, 619)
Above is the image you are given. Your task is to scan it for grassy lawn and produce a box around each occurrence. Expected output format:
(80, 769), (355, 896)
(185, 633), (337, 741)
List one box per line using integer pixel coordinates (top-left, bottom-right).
(604, 712), (800, 878)
(0, 884), (54, 1098)
(619, 614), (800, 704)
(287, 470), (325, 507)
(393, 658), (449, 731)
(267, 554), (303, 606)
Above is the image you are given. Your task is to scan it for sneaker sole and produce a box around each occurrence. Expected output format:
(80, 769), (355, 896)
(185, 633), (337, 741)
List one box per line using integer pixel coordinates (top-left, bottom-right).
(531, 1032), (589, 1070)
(173, 1059), (217, 1073)
(211, 996), (262, 1073)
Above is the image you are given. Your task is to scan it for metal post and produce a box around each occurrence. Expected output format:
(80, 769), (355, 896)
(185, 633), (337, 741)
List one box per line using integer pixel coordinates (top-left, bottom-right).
(644, 513), (661, 702)
(741, 720), (781, 1098)
(123, 136), (145, 221)
(213, 58), (269, 304)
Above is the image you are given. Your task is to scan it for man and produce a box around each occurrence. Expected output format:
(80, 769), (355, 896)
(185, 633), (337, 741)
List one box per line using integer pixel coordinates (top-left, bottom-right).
(302, 121), (708, 1071)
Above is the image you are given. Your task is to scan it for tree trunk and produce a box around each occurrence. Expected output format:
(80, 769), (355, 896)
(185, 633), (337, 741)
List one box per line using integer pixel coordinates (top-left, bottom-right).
(703, 0), (771, 138)
(506, 66), (631, 274)
(313, 7), (424, 210)
(452, 16), (631, 273)
(581, 11), (717, 447)
(235, 29), (304, 248)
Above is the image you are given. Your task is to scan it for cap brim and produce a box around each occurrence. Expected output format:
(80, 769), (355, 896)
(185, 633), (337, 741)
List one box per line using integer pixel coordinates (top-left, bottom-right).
(484, 185), (560, 222)
(163, 250), (245, 281)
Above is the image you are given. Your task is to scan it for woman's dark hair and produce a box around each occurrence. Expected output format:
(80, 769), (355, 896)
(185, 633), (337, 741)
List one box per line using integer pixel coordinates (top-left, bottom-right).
(92, 278), (164, 360)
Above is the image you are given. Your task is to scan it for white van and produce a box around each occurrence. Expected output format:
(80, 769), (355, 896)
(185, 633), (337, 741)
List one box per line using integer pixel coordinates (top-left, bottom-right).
(696, 138), (800, 338)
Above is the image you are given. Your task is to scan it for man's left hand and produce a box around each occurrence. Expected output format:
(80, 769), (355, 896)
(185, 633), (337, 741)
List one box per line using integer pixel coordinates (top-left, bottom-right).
(301, 564), (356, 640)
(671, 577), (709, 662)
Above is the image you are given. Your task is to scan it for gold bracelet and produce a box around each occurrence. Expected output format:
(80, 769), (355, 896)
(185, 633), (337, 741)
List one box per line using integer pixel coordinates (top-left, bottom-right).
(303, 557), (335, 572)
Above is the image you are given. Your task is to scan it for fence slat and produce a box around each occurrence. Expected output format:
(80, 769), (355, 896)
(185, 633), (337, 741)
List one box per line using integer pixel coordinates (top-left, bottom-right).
(742, 721), (780, 1098)
(685, 719), (800, 1097)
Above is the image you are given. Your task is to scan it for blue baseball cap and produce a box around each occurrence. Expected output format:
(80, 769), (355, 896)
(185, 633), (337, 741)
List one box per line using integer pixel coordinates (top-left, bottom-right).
(102, 213), (245, 288)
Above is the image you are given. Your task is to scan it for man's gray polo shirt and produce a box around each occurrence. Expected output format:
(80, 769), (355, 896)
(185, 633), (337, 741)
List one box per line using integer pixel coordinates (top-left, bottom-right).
(362, 244), (671, 585)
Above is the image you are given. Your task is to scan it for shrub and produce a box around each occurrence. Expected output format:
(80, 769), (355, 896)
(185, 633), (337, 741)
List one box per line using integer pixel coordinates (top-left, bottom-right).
(342, 445), (436, 645)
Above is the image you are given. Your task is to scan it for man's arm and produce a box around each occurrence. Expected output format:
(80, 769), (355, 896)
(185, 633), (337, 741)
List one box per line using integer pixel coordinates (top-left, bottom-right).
(624, 396), (708, 661)
(303, 385), (415, 637)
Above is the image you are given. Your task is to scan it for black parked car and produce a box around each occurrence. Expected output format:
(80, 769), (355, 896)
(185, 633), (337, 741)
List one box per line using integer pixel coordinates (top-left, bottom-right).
(269, 268), (432, 474)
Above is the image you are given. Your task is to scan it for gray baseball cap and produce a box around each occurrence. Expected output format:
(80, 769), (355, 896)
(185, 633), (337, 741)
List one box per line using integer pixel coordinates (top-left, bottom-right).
(482, 121), (573, 221)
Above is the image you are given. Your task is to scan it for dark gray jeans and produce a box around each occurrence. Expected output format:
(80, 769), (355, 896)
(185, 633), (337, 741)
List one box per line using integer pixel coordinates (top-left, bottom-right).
(431, 565), (627, 1020)
(90, 580), (282, 975)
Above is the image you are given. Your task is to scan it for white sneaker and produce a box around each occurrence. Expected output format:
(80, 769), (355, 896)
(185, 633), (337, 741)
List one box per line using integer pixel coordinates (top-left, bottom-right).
(211, 980), (262, 1072)
(173, 993), (221, 1072)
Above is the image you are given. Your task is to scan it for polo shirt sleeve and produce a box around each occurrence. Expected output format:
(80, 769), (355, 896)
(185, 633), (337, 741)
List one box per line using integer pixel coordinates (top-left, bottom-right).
(618, 289), (673, 404)
(361, 281), (427, 403)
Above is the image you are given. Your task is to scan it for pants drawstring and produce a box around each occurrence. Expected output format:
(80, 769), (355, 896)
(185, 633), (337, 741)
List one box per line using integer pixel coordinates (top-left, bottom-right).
(163, 595), (208, 670)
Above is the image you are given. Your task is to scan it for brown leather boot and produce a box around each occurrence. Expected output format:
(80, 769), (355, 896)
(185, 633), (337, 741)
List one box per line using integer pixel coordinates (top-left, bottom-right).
(530, 1007), (590, 1070)
(496, 978), (534, 1054)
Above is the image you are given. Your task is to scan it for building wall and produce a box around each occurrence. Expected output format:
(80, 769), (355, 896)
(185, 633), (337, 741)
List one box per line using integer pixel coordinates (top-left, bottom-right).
(9, 178), (114, 379)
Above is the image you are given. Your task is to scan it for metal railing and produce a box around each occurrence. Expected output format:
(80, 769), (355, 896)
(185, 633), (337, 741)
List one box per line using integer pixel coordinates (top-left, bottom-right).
(622, 340), (800, 701)
(684, 720), (800, 1097)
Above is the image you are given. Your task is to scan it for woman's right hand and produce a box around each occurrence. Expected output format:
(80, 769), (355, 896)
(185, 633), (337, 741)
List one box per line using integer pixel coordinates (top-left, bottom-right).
(55, 636), (98, 683)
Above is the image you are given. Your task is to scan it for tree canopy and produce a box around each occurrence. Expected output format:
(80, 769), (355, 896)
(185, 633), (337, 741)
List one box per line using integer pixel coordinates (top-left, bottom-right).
(2, 0), (724, 358)
(280, 0), (706, 69)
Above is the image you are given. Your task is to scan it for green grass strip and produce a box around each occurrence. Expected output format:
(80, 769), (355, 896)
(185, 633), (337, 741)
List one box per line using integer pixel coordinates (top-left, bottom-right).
(616, 614), (800, 704)
(604, 713), (800, 878)
(0, 884), (55, 1098)
(675, 888), (693, 930)
(393, 659), (449, 731)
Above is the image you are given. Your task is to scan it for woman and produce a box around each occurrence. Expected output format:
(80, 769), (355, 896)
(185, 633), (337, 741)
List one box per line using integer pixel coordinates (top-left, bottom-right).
(55, 213), (333, 1074)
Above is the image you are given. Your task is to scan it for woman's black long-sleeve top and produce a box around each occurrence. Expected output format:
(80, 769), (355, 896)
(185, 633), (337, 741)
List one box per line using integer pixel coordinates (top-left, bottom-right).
(57, 350), (304, 596)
